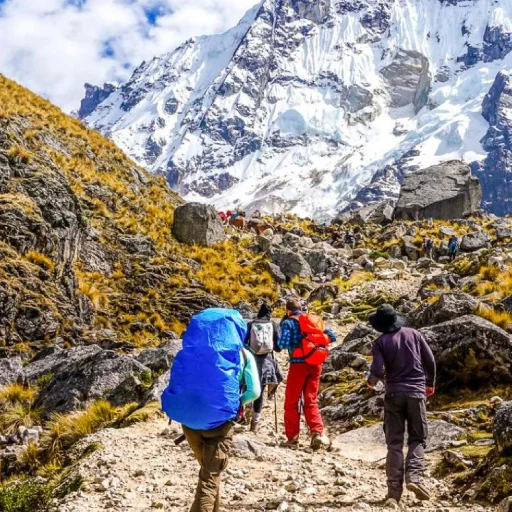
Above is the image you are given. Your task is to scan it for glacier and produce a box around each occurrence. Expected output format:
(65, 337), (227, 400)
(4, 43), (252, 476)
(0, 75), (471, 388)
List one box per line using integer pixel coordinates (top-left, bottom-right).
(83, 0), (512, 220)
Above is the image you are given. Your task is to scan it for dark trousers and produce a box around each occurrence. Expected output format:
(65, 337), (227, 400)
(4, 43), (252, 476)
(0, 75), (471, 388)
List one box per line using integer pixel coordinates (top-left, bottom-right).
(254, 389), (264, 414)
(384, 393), (428, 501)
(182, 421), (234, 512)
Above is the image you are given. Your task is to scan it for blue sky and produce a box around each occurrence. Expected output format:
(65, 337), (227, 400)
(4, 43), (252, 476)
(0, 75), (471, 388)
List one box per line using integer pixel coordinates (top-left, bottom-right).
(0, 0), (257, 111)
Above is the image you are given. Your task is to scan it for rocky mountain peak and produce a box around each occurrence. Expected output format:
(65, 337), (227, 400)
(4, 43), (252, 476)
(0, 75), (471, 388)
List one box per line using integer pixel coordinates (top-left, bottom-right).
(82, 0), (512, 219)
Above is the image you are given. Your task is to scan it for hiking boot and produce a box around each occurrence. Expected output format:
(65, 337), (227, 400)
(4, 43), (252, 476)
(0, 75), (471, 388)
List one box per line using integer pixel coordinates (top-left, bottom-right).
(281, 437), (299, 449)
(250, 420), (259, 433)
(310, 432), (329, 451)
(384, 498), (400, 509)
(406, 482), (431, 501)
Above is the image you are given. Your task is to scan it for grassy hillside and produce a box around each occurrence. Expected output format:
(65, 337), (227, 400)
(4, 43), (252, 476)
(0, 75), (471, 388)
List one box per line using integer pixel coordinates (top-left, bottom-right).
(0, 75), (277, 355)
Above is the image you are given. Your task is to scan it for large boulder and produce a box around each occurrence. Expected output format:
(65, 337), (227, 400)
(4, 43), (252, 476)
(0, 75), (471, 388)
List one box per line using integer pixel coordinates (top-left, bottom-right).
(421, 315), (512, 390)
(0, 357), (24, 387)
(498, 497), (512, 512)
(172, 203), (225, 247)
(136, 339), (182, 373)
(269, 247), (312, 279)
(408, 292), (479, 328)
(24, 345), (153, 413)
(394, 161), (482, 221)
(417, 272), (460, 300)
(461, 230), (491, 252)
(494, 401), (512, 454)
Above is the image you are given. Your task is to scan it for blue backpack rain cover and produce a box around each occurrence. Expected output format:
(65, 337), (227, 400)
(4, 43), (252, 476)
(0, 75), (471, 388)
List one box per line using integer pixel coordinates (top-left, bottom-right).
(161, 308), (248, 430)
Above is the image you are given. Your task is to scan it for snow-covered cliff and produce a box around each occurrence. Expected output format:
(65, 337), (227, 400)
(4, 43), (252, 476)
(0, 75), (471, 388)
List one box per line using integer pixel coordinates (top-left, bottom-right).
(83, 0), (512, 219)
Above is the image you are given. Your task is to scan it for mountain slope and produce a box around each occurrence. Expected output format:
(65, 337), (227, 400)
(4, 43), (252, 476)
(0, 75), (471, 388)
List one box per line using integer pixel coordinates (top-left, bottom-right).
(83, 0), (512, 219)
(0, 75), (276, 355)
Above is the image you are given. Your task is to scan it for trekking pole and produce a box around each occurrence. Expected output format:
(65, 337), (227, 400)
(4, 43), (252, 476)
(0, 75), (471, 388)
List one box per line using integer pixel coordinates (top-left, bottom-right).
(274, 389), (278, 434)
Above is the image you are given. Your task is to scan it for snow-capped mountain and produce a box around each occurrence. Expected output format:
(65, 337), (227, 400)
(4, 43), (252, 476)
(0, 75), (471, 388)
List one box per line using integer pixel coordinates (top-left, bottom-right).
(82, 0), (512, 219)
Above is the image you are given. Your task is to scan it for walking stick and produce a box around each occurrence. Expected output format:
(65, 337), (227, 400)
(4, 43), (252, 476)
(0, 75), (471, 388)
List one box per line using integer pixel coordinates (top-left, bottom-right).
(274, 388), (278, 434)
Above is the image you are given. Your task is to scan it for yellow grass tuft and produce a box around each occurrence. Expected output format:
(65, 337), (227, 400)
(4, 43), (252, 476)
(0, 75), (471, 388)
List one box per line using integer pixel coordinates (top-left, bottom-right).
(0, 383), (37, 407)
(25, 251), (55, 273)
(7, 145), (32, 164)
(479, 265), (501, 282)
(41, 400), (119, 460)
(475, 304), (512, 330)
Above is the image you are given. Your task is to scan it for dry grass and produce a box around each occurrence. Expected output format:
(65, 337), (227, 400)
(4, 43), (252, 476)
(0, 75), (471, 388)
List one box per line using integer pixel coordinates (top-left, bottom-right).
(25, 251), (55, 273)
(479, 265), (501, 282)
(475, 304), (512, 330)
(188, 241), (278, 305)
(41, 400), (121, 461)
(474, 268), (512, 300)
(0, 383), (42, 435)
(334, 271), (375, 292)
(0, 383), (37, 407)
(7, 145), (31, 164)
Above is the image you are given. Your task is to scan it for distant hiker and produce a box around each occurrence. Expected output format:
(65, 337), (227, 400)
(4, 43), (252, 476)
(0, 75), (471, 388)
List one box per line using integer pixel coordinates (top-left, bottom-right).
(448, 236), (459, 262)
(344, 230), (356, 249)
(244, 303), (284, 432)
(367, 304), (436, 509)
(252, 209), (262, 219)
(278, 298), (336, 450)
(423, 238), (434, 259)
(162, 309), (260, 512)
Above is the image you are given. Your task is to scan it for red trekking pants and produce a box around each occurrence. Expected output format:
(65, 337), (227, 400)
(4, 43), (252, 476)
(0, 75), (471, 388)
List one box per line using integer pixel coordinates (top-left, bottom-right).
(284, 363), (324, 440)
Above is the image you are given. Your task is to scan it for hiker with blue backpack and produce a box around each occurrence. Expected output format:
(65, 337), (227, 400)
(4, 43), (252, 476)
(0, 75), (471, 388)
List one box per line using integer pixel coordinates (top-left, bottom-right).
(244, 303), (284, 433)
(278, 297), (336, 450)
(162, 309), (260, 512)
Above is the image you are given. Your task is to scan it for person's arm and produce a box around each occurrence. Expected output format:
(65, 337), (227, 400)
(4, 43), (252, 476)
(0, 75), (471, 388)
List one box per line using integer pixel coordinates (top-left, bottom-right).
(244, 322), (252, 347)
(419, 334), (436, 396)
(272, 321), (281, 352)
(368, 339), (384, 387)
(324, 328), (337, 343)
(277, 320), (295, 350)
(240, 349), (261, 405)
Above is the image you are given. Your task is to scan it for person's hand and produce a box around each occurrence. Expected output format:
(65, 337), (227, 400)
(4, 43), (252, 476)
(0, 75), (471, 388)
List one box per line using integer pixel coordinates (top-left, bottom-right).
(367, 382), (375, 390)
(426, 386), (435, 398)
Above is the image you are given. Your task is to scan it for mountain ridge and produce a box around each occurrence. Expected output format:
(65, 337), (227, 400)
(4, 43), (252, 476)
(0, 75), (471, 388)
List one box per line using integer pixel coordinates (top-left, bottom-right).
(82, 0), (512, 219)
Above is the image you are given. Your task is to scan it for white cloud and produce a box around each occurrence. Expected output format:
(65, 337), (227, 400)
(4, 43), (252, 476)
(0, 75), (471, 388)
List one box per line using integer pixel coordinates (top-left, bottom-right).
(0, 0), (259, 111)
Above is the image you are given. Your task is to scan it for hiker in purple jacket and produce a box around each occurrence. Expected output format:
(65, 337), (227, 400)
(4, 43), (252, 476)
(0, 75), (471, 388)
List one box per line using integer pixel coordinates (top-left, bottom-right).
(367, 304), (436, 509)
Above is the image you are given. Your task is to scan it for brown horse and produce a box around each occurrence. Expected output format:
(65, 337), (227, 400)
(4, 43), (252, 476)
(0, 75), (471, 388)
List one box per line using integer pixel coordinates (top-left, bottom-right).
(229, 215), (246, 230)
(247, 220), (274, 235)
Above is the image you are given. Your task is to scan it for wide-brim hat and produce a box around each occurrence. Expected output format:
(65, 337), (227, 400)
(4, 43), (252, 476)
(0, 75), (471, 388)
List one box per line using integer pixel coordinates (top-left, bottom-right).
(369, 304), (406, 334)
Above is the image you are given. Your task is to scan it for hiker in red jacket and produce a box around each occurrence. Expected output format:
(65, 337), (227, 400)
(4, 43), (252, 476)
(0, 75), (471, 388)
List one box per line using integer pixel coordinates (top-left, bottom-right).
(278, 298), (336, 450)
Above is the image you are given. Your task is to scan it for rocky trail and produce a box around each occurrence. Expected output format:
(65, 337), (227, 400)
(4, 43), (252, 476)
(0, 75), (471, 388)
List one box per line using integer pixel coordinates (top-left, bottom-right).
(58, 414), (490, 512)
(58, 274), (494, 512)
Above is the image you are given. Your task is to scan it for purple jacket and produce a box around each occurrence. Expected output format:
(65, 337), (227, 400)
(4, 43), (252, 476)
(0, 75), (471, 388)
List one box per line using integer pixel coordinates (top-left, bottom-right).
(369, 327), (436, 395)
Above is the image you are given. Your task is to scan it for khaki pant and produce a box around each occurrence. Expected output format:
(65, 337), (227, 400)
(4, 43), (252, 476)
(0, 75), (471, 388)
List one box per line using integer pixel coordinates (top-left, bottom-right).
(182, 421), (234, 512)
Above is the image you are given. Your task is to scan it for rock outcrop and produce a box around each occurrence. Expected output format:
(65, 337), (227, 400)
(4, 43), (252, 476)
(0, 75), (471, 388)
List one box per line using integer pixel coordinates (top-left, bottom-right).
(494, 401), (512, 454)
(172, 203), (226, 247)
(473, 71), (512, 216)
(394, 161), (482, 220)
(380, 49), (431, 113)
(421, 315), (512, 390)
(24, 345), (153, 413)
(0, 357), (23, 387)
(408, 292), (479, 329)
